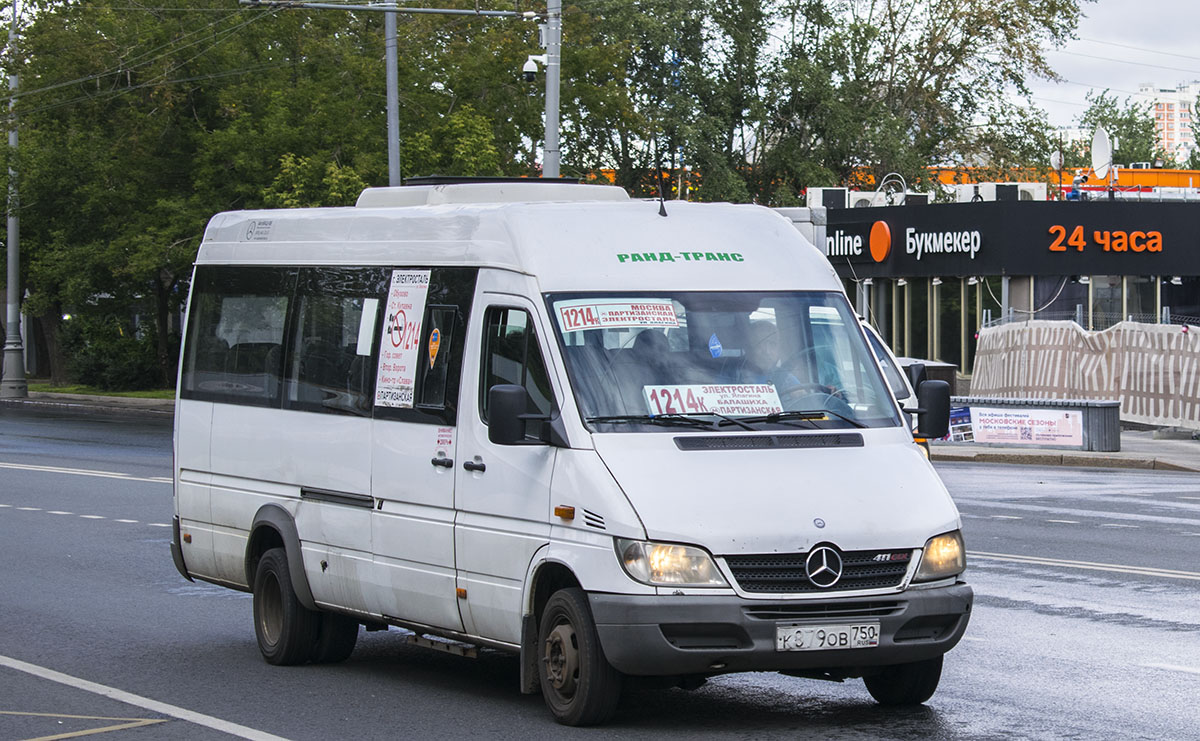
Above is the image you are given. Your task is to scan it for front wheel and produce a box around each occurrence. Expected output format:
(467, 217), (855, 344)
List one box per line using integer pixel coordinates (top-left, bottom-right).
(538, 588), (623, 726)
(252, 547), (318, 666)
(863, 655), (943, 705)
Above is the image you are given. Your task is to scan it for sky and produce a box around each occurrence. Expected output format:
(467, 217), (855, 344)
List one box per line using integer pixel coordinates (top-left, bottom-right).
(1026, 0), (1200, 129)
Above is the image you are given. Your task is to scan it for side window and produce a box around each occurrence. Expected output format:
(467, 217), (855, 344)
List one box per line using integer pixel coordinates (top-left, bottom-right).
(372, 267), (477, 426)
(481, 307), (555, 425)
(418, 306), (458, 409)
(284, 268), (388, 416)
(181, 267), (295, 407)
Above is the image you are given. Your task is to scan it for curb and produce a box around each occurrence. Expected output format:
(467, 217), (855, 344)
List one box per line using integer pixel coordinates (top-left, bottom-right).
(0, 396), (174, 419)
(930, 448), (1200, 473)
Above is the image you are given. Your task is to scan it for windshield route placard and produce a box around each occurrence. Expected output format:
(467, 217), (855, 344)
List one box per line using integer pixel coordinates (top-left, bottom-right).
(643, 384), (783, 417)
(555, 299), (679, 333)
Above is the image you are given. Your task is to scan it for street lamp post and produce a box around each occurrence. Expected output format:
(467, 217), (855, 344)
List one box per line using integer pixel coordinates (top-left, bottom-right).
(2, 0), (26, 399)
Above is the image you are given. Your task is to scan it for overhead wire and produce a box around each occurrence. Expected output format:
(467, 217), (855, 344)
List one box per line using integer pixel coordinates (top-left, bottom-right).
(6, 7), (270, 103)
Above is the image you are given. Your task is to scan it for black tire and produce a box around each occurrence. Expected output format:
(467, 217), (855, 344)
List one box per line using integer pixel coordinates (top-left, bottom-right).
(863, 655), (943, 705)
(252, 547), (318, 666)
(537, 588), (623, 726)
(310, 612), (359, 664)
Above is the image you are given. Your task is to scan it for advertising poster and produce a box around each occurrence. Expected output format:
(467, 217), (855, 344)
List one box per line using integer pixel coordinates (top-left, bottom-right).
(947, 406), (974, 442)
(374, 270), (431, 408)
(969, 406), (1084, 446)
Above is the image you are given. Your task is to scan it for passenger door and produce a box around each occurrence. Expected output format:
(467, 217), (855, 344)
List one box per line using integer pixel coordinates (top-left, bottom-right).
(454, 287), (559, 644)
(368, 268), (476, 630)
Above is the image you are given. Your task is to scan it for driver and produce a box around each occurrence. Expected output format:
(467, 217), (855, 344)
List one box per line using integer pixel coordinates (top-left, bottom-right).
(738, 322), (801, 391)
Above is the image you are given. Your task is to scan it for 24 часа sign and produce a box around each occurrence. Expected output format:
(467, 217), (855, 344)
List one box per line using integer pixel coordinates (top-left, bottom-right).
(824, 201), (1200, 279)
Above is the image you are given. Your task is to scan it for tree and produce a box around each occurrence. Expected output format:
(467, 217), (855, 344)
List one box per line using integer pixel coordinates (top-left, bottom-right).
(6, 0), (545, 387)
(1066, 89), (1164, 169)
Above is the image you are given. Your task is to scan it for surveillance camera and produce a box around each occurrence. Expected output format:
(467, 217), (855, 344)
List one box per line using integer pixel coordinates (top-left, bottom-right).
(522, 58), (538, 83)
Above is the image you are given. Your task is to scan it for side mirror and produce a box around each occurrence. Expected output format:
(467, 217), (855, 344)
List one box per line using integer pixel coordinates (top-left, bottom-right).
(487, 384), (569, 447)
(905, 362), (927, 391)
(916, 380), (950, 440)
(488, 384), (529, 445)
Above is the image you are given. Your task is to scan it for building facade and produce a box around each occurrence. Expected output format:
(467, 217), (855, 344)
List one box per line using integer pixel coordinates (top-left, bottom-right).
(1137, 81), (1199, 163)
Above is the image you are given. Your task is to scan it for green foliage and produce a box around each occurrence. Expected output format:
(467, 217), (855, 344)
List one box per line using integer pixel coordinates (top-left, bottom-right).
(2, 0), (1091, 387)
(60, 315), (165, 391)
(1065, 90), (1165, 168)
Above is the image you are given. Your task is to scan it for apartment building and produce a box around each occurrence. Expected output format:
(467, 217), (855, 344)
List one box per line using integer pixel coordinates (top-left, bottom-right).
(1138, 81), (1199, 163)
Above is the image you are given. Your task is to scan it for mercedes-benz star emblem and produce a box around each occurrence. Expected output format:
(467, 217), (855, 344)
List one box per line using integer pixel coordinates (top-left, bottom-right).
(805, 545), (844, 588)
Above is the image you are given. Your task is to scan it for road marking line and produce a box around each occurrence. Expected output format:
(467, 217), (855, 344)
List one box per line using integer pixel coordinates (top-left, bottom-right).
(1180, 496), (1200, 501)
(0, 504), (10, 507)
(47, 511), (75, 515)
(17, 507), (42, 511)
(0, 462), (169, 485)
(990, 515), (1023, 520)
(1047, 519), (1080, 524)
(79, 515), (106, 520)
(960, 636), (988, 643)
(970, 551), (1200, 581)
(0, 711), (167, 740)
(0, 655), (291, 741)
(115, 519), (138, 524)
(1142, 663), (1200, 676)
(1099, 523), (1139, 528)
(148, 523), (170, 528)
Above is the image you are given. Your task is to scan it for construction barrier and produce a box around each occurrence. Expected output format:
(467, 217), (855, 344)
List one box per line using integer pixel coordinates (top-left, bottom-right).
(970, 320), (1200, 431)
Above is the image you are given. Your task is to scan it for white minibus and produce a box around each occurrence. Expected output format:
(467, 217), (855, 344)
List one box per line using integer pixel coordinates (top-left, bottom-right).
(171, 181), (970, 726)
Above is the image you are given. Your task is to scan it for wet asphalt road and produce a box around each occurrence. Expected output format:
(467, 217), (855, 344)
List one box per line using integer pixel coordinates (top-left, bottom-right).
(0, 406), (1197, 740)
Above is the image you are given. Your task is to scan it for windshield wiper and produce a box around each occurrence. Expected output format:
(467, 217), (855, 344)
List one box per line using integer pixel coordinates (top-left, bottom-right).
(585, 414), (719, 430)
(730, 409), (867, 429)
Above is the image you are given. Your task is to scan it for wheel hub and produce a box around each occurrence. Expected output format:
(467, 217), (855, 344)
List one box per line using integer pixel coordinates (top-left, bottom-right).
(543, 623), (579, 695)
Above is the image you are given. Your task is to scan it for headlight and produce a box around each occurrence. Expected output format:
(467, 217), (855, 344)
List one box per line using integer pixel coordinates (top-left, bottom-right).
(913, 530), (966, 582)
(616, 539), (727, 587)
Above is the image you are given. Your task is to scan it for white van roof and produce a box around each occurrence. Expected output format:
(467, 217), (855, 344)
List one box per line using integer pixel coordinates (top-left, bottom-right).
(198, 183), (841, 293)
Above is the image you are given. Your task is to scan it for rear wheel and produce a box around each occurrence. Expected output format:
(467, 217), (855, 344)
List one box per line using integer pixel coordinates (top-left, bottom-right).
(310, 612), (359, 664)
(863, 655), (943, 705)
(252, 547), (318, 666)
(538, 588), (622, 726)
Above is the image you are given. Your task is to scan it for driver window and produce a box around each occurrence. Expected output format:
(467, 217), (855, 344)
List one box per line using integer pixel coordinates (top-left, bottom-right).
(480, 307), (555, 425)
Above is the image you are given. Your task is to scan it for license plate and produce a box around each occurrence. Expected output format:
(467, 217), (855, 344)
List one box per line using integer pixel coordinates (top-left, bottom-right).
(775, 622), (880, 652)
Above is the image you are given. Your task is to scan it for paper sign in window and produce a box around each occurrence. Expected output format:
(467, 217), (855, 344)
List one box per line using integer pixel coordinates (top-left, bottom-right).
(375, 270), (431, 408)
(555, 299), (679, 333)
(643, 384), (783, 417)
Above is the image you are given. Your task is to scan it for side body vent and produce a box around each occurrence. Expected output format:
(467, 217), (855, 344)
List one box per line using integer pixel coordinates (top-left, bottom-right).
(582, 509), (606, 530)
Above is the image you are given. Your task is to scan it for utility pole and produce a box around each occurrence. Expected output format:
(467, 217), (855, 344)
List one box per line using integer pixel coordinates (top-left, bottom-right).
(385, 3), (399, 185)
(240, 1), (557, 184)
(543, 0), (560, 178)
(1, 0), (26, 399)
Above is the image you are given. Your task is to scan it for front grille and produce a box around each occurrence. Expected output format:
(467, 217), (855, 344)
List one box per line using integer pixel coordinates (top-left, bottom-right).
(723, 549), (912, 594)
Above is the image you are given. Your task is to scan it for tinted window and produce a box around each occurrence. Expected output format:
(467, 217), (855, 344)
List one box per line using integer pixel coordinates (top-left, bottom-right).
(181, 267), (295, 407)
(284, 268), (389, 416)
(419, 306), (458, 409)
(372, 268), (477, 426)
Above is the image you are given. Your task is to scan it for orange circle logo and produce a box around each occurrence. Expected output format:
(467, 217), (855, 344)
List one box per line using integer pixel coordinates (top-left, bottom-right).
(869, 221), (891, 263)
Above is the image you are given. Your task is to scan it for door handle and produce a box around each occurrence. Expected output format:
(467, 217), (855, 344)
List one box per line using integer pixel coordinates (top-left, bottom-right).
(431, 457), (453, 468)
(462, 460), (486, 473)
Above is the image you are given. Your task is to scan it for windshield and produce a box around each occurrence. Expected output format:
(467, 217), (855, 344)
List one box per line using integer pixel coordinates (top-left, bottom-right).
(548, 291), (902, 431)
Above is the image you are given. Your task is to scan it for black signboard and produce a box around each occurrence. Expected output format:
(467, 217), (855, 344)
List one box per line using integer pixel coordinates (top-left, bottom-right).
(824, 201), (1200, 278)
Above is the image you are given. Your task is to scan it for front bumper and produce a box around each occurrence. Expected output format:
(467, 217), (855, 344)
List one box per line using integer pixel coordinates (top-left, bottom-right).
(589, 582), (972, 676)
